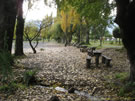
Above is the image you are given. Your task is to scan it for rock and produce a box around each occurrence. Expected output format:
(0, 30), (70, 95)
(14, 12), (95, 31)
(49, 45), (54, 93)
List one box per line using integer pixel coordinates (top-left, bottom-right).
(49, 96), (60, 101)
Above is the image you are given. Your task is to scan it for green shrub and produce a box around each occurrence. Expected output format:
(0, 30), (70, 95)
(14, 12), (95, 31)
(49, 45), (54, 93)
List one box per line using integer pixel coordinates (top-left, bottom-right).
(115, 72), (128, 81)
(0, 82), (26, 93)
(109, 41), (114, 44)
(0, 50), (14, 82)
(40, 48), (44, 51)
(119, 82), (135, 97)
(23, 70), (37, 86)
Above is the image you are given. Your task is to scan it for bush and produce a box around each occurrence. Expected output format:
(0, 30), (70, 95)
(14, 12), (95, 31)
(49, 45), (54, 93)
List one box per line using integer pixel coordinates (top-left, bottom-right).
(0, 82), (26, 93)
(109, 41), (114, 45)
(119, 82), (135, 97)
(23, 70), (37, 86)
(115, 72), (128, 81)
(0, 50), (14, 83)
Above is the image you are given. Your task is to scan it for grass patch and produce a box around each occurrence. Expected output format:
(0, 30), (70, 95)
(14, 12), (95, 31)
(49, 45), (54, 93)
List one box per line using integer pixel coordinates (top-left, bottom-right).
(14, 55), (27, 59)
(40, 48), (44, 51)
(115, 47), (125, 52)
(119, 82), (135, 97)
(115, 72), (128, 81)
(0, 82), (26, 93)
(0, 50), (14, 83)
(114, 72), (135, 98)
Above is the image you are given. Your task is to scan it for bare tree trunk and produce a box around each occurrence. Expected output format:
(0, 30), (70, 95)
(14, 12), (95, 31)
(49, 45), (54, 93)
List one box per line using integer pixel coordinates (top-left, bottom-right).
(15, 0), (24, 56)
(15, 16), (24, 56)
(0, 0), (5, 51)
(64, 32), (68, 47)
(6, 0), (17, 53)
(69, 34), (73, 45)
(100, 37), (103, 46)
(0, 0), (17, 52)
(77, 27), (81, 44)
(115, 0), (135, 81)
(29, 40), (37, 54)
(119, 38), (121, 44)
(86, 28), (89, 44)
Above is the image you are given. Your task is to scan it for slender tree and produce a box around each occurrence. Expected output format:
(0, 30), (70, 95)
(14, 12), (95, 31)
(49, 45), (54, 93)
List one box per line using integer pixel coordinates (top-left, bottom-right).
(24, 16), (53, 53)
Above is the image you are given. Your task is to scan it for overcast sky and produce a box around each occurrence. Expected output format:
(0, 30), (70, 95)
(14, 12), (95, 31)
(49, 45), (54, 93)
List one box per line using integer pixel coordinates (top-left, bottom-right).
(23, 0), (57, 21)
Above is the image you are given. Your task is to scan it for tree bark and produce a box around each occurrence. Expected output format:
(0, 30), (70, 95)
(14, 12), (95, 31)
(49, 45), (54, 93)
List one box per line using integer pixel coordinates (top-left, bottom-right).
(86, 28), (89, 44)
(100, 37), (103, 46)
(15, 0), (24, 56)
(29, 40), (37, 54)
(0, 0), (17, 52)
(6, 0), (17, 53)
(115, 0), (135, 81)
(64, 32), (68, 47)
(77, 27), (81, 44)
(0, 0), (6, 51)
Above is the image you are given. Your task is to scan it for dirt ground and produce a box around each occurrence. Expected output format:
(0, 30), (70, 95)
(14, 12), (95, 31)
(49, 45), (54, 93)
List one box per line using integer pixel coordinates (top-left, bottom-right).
(0, 42), (131, 101)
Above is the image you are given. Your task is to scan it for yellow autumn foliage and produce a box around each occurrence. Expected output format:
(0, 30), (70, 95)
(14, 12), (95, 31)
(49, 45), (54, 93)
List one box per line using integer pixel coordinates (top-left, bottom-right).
(60, 7), (80, 34)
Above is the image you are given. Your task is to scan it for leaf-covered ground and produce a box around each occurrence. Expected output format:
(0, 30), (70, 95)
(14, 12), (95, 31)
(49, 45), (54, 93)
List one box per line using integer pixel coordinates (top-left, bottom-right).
(0, 42), (132, 101)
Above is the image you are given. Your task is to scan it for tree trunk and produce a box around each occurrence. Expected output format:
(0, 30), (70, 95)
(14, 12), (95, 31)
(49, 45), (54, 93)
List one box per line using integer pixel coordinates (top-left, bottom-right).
(69, 33), (73, 45)
(115, 38), (118, 44)
(6, 0), (17, 53)
(65, 39), (68, 47)
(100, 37), (102, 46)
(0, 0), (17, 52)
(86, 28), (89, 44)
(119, 38), (121, 44)
(77, 27), (80, 44)
(115, 0), (135, 81)
(15, 16), (24, 56)
(0, 0), (5, 51)
(29, 40), (36, 54)
(64, 32), (68, 47)
(15, 0), (24, 56)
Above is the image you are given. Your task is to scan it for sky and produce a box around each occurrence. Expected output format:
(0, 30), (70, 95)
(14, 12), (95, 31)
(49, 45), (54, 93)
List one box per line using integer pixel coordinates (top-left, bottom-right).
(23, 0), (57, 21)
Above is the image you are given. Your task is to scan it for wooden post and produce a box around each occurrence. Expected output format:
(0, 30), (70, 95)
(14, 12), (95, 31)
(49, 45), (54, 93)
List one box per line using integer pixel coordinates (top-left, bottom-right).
(94, 51), (102, 67)
(102, 55), (106, 64)
(106, 59), (112, 67)
(86, 56), (91, 68)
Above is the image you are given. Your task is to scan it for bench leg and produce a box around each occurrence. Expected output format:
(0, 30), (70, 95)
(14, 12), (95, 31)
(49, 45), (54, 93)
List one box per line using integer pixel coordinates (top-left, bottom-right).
(106, 60), (111, 67)
(95, 56), (100, 67)
(102, 57), (106, 64)
(86, 58), (91, 68)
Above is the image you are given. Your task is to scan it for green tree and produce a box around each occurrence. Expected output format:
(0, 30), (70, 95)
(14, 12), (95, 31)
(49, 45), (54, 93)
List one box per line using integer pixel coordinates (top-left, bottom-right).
(113, 27), (121, 44)
(24, 15), (53, 53)
(66, 0), (112, 45)
(60, 7), (80, 46)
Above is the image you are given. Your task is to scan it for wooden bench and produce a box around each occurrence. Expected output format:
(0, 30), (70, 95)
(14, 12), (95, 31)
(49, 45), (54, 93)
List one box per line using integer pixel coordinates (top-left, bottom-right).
(87, 47), (96, 51)
(102, 55), (112, 67)
(93, 51), (102, 67)
(80, 45), (88, 48)
(80, 46), (88, 52)
(80, 48), (88, 52)
(86, 56), (92, 68)
(87, 47), (96, 56)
